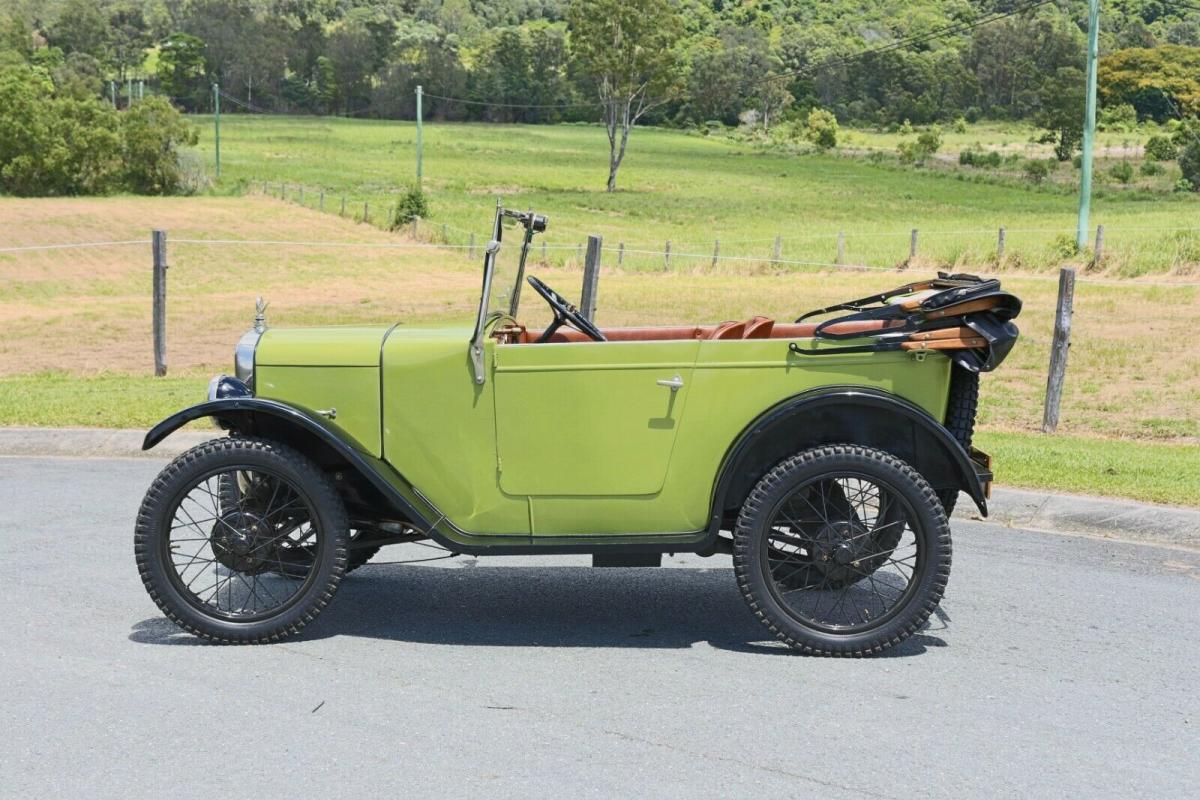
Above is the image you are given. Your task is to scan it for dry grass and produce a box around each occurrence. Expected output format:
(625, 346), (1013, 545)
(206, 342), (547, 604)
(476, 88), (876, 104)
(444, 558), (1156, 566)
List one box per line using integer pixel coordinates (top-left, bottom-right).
(1, 195), (1197, 444)
(0, 196), (479, 375)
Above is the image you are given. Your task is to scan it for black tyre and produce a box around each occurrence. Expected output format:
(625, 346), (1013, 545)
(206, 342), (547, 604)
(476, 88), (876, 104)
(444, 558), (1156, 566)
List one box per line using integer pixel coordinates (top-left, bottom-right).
(733, 444), (952, 656)
(939, 366), (980, 516)
(135, 437), (349, 643)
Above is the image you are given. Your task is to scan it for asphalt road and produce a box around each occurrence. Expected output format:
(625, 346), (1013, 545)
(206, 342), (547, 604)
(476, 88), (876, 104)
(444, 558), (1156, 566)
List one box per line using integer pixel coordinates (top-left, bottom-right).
(1, 456), (1197, 799)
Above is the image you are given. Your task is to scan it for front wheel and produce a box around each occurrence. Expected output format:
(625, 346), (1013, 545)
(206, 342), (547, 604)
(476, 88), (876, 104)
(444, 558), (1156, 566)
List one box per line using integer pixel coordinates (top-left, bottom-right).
(135, 437), (349, 643)
(733, 445), (951, 657)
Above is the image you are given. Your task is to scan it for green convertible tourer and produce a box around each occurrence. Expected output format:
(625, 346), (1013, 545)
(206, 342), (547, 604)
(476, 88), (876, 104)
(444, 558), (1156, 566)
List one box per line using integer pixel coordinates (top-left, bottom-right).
(135, 205), (1020, 655)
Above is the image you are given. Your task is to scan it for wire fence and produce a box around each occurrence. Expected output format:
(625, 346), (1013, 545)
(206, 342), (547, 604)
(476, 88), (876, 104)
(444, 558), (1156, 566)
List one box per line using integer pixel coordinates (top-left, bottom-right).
(6, 228), (1200, 289)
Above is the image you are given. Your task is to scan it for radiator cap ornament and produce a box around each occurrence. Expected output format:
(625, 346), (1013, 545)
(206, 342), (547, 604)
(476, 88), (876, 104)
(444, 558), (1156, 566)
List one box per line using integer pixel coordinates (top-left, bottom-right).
(254, 296), (269, 333)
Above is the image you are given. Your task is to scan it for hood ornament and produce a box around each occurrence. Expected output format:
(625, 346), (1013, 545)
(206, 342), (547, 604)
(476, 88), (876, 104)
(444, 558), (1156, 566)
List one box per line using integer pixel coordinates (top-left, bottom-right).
(254, 297), (269, 333)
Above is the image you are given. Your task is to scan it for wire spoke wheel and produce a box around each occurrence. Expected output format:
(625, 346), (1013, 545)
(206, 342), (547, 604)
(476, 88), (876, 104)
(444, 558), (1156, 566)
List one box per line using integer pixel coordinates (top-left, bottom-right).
(733, 445), (951, 657)
(167, 466), (322, 622)
(763, 473), (919, 633)
(136, 437), (349, 643)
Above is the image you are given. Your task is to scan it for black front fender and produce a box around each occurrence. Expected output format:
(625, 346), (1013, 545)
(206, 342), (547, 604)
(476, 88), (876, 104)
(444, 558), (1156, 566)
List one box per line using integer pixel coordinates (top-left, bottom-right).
(143, 398), (434, 529)
(143, 398), (344, 451)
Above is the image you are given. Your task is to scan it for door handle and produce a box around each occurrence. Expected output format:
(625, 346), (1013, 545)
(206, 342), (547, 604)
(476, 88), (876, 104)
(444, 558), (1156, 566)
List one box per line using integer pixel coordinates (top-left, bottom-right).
(656, 375), (684, 391)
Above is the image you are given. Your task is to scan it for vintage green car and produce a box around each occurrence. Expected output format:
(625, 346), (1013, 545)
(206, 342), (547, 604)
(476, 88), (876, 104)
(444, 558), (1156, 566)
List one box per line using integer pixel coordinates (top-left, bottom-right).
(135, 205), (1019, 655)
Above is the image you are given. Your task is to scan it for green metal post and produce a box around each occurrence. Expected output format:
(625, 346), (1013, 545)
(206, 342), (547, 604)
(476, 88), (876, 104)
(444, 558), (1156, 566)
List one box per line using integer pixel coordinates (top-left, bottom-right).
(109, 80), (116, 107)
(126, 76), (133, 107)
(213, 83), (221, 180)
(415, 84), (423, 187)
(1076, 0), (1100, 250)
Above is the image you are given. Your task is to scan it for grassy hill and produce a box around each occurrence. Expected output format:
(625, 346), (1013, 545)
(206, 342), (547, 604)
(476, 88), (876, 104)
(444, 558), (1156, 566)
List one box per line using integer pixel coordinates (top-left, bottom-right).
(199, 116), (1200, 277)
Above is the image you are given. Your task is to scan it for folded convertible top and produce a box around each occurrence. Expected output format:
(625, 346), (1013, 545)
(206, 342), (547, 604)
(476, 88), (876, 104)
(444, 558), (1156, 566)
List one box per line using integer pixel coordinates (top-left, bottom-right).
(790, 272), (1021, 372)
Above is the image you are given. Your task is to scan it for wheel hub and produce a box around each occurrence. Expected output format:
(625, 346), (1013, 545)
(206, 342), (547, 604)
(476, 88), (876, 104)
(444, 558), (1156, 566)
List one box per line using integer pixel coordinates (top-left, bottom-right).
(811, 520), (868, 582)
(211, 512), (272, 573)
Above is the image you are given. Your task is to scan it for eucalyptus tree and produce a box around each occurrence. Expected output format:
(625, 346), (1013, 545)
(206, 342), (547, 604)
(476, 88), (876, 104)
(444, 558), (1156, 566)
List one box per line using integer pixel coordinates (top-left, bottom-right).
(567, 0), (683, 192)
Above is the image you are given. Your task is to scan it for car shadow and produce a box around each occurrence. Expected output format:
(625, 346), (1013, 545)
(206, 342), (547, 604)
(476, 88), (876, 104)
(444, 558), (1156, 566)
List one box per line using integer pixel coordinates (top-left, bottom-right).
(130, 563), (945, 657)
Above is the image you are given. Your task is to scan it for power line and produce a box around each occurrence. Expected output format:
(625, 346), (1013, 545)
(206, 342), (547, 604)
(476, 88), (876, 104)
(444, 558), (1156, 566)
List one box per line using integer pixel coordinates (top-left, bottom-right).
(217, 89), (271, 115)
(421, 92), (602, 110)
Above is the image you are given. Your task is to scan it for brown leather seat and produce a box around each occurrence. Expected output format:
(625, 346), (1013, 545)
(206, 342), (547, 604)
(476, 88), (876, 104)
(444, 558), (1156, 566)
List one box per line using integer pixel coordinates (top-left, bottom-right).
(710, 320), (747, 340)
(743, 316), (775, 339)
(524, 317), (900, 343)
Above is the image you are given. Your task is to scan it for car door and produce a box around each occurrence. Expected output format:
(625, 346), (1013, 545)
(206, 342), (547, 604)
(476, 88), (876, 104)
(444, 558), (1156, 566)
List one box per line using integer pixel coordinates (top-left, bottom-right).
(492, 340), (699, 499)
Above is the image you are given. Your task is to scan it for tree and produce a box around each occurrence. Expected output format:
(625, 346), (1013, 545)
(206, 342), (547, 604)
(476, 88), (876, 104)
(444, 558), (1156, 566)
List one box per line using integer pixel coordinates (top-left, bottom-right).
(47, 0), (109, 60)
(326, 17), (375, 112)
(0, 63), (122, 195)
(898, 125), (943, 164)
(120, 96), (199, 194)
(157, 33), (207, 111)
(1036, 66), (1086, 161)
(1098, 46), (1200, 121)
(755, 78), (793, 132)
(472, 29), (532, 122)
(568, 0), (684, 192)
(106, 2), (153, 87)
(1144, 134), (1178, 161)
(685, 26), (772, 126)
(1181, 140), (1200, 192)
(805, 108), (838, 149)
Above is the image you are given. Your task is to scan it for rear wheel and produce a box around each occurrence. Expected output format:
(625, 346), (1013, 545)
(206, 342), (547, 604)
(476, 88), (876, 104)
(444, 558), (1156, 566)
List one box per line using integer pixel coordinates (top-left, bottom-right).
(135, 437), (348, 643)
(733, 445), (951, 656)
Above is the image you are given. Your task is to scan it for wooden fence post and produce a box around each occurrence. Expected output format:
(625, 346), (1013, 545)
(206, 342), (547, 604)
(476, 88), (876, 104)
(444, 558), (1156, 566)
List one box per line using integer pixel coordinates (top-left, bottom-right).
(1041, 266), (1077, 433)
(772, 235), (782, 264)
(576, 242), (583, 266)
(998, 227), (1006, 261)
(664, 240), (671, 271)
(580, 235), (603, 322)
(442, 223), (448, 243)
(541, 241), (547, 263)
(152, 230), (168, 377)
(319, 191), (325, 212)
(618, 242), (625, 267)
(363, 201), (369, 223)
(836, 231), (846, 265)
(411, 215), (420, 238)
(711, 239), (720, 269)
(909, 228), (919, 261)
(1093, 224), (1105, 265)
(469, 232), (476, 259)
(298, 186), (304, 205)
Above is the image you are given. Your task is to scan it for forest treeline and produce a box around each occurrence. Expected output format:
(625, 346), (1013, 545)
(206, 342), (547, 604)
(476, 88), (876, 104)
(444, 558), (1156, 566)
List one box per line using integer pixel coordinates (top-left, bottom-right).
(1, 0), (1199, 128)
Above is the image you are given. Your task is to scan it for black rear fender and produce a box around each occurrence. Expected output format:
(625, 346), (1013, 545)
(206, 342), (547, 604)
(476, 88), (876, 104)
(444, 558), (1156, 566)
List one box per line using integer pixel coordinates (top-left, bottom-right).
(709, 387), (987, 532)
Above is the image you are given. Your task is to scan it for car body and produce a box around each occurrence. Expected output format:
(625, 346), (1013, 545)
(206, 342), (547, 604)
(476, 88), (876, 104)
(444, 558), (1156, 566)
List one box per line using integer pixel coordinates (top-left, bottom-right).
(136, 205), (1017, 654)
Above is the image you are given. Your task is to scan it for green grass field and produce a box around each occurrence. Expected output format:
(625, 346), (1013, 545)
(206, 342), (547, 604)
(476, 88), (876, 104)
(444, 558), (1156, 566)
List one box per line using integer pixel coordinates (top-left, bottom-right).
(197, 115), (1200, 277)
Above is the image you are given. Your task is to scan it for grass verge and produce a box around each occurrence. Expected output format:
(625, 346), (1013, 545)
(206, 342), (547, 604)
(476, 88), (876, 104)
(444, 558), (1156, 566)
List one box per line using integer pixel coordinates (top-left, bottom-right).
(976, 431), (1199, 507)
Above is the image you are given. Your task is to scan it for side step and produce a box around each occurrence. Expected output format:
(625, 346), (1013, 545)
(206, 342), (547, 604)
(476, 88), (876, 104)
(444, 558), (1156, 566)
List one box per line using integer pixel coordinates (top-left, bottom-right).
(592, 553), (663, 568)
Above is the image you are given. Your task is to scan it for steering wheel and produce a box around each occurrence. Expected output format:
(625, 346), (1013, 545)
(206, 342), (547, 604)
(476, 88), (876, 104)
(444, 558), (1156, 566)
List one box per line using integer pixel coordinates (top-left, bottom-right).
(526, 275), (607, 343)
